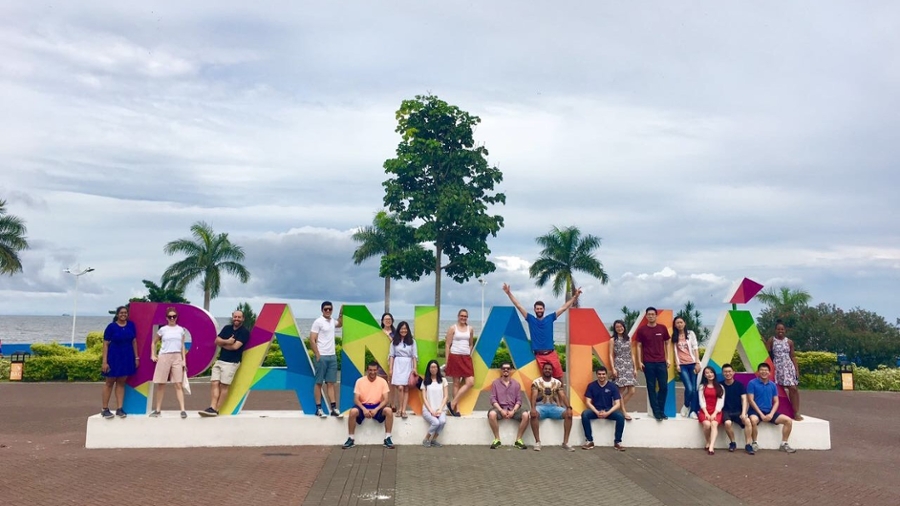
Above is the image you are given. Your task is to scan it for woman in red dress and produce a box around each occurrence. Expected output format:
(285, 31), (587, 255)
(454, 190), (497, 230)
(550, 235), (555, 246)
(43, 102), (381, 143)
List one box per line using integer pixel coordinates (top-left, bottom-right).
(698, 366), (724, 455)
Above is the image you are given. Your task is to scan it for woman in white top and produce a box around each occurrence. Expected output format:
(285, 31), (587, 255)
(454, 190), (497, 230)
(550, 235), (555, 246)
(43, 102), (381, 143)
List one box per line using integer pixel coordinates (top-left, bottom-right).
(420, 359), (448, 447)
(444, 309), (475, 416)
(673, 316), (701, 418)
(389, 321), (418, 419)
(150, 307), (187, 418)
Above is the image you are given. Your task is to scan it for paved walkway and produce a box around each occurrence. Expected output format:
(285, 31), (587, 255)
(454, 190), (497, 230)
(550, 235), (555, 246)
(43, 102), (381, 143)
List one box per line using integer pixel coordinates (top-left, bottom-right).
(1, 383), (898, 505)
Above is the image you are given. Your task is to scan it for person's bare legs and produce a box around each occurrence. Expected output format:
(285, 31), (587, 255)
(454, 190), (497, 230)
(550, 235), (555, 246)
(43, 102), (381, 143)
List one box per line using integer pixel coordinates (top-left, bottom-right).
(209, 380), (221, 410)
(102, 377), (115, 410)
(154, 383), (165, 412)
(399, 386), (408, 416)
(778, 415), (793, 442)
(174, 383), (185, 411)
(724, 420), (736, 444)
(348, 408), (360, 435)
(384, 407), (394, 432)
(743, 420), (753, 444)
(787, 386), (803, 420)
(325, 382), (337, 406)
(563, 409), (573, 445)
(215, 384), (231, 411)
(621, 386), (635, 419)
(488, 410), (500, 439)
(114, 377), (126, 409)
(702, 420), (712, 449)
(530, 411), (541, 444)
(451, 376), (474, 412)
(314, 383), (323, 405)
(709, 421), (719, 450)
(516, 411), (531, 439)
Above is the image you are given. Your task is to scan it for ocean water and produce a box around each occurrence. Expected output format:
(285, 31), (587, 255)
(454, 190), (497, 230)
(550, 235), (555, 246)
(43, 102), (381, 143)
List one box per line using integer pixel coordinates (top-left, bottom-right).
(0, 315), (569, 344)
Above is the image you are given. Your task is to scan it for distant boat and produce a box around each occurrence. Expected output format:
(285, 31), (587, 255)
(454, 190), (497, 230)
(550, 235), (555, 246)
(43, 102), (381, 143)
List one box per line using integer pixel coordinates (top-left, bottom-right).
(62, 313), (71, 316)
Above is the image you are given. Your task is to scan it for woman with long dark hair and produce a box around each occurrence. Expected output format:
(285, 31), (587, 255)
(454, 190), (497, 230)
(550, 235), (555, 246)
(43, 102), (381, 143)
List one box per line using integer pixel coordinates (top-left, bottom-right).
(389, 321), (418, 419)
(608, 320), (637, 420)
(420, 359), (448, 447)
(673, 316), (701, 418)
(101, 306), (139, 418)
(698, 366), (725, 455)
(380, 312), (397, 408)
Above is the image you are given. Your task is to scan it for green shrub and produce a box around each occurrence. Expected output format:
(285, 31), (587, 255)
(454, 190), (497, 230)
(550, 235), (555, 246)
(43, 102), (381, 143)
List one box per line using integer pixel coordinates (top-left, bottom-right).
(85, 331), (104, 351)
(796, 351), (837, 375)
(799, 373), (837, 390)
(0, 358), (10, 381)
(262, 348), (286, 367)
(853, 365), (900, 391)
(30, 342), (79, 357)
(23, 355), (103, 382)
(490, 349), (512, 368)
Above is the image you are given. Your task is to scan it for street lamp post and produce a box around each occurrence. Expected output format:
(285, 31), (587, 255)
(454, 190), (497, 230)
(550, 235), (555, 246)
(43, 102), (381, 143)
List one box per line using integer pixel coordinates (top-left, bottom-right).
(65, 266), (95, 347)
(478, 278), (486, 334)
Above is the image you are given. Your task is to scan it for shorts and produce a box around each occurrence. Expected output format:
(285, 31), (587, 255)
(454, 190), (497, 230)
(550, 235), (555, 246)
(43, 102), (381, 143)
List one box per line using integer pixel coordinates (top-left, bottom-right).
(152, 353), (184, 383)
(315, 355), (338, 384)
(211, 360), (240, 385)
(723, 412), (745, 428)
(489, 406), (526, 421)
(535, 404), (566, 419)
(534, 350), (563, 379)
(445, 353), (474, 377)
(750, 411), (787, 425)
(354, 403), (388, 424)
(698, 410), (723, 424)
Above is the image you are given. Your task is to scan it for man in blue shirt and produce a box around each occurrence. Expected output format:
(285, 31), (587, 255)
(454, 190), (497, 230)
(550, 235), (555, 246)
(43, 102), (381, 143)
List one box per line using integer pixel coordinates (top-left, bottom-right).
(747, 362), (796, 453)
(502, 283), (581, 380)
(580, 366), (626, 451)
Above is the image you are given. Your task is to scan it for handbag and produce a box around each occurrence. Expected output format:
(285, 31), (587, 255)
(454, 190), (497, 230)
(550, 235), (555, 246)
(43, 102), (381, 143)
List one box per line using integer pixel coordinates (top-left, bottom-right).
(408, 371), (419, 388)
(182, 368), (192, 395)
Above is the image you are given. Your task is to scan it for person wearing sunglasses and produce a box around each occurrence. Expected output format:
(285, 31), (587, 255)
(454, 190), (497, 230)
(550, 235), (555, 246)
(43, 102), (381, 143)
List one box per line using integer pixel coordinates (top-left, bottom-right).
(487, 362), (530, 450)
(150, 307), (187, 418)
(310, 301), (343, 418)
(199, 310), (250, 417)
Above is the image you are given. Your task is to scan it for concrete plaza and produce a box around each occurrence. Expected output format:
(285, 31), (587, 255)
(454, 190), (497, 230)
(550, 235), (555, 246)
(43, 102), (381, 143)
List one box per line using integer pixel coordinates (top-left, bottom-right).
(0, 383), (897, 505)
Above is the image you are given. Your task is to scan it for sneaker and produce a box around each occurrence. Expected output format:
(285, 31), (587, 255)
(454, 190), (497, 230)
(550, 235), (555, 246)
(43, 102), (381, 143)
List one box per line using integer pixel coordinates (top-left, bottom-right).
(383, 437), (395, 449)
(101, 408), (114, 419)
(514, 439), (527, 450)
(316, 408), (326, 418)
(581, 441), (595, 450)
(149, 410), (161, 417)
(614, 443), (626, 452)
(490, 439), (502, 449)
(689, 413), (698, 420)
(751, 441), (759, 452)
(180, 411), (187, 419)
(745, 444), (755, 455)
(662, 415), (669, 420)
(198, 407), (218, 417)
(115, 408), (127, 418)
(330, 409), (342, 418)
(533, 442), (542, 451)
(680, 405), (689, 417)
(342, 437), (355, 449)
(422, 438), (432, 448)
(728, 442), (737, 452)
(430, 440), (443, 448)
(562, 444), (575, 452)
(780, 442), (796, 454)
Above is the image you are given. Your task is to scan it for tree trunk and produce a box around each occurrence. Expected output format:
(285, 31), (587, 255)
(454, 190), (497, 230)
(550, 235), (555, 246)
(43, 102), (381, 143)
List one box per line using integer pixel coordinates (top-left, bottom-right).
(384, 277), (391, 313)
(434, 243), (442, 323)
(203, 289), (211, 311)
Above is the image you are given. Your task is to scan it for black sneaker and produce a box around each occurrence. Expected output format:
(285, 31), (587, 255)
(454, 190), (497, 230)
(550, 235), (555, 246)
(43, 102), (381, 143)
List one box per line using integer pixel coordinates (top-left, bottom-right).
(342, 437), (355, 449)
(728, 442), (737, 452)
(198, 407), (218, 417)
(383, 437), (395, 449)
(745, 444), (755, 455)
(101, 408), (114, 419)
(330, 409), (342, 418)
(115, 408), (127, 418)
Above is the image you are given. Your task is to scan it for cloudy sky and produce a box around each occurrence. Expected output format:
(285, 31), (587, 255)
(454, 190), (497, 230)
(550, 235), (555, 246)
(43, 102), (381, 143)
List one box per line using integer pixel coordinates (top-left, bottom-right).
(1, 1), (898, 326)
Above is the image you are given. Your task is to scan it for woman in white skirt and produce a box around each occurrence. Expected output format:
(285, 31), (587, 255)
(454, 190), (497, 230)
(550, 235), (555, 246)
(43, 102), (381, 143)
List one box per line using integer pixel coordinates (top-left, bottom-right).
(389, 321), (418, 419)
(150, 307), (187, 418)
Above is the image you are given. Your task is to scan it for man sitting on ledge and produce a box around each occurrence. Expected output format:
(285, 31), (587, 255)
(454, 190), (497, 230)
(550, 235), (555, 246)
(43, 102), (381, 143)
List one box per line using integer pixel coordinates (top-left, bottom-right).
(343, 362), (394, 449)
(747, 362), (796, 453)
(581, 366), (626, 451)
(488, 361), (530, 450)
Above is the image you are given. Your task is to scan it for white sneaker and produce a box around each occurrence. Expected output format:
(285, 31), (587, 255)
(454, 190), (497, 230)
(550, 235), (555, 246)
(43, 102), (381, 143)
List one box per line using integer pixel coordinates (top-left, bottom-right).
(316, 408), (326, 418)
(680, 406), (689, 417)
(751, 441), (759, 452)
(689, 412), (698, 419)
(534, 442), (542, 451)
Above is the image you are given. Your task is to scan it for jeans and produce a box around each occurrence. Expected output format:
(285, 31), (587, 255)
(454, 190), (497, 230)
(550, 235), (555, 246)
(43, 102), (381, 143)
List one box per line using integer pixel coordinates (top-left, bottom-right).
(422, 410), (447, 435)
(679, 364), (700, 414)
(644, 362), (668, 417)
(581, 409), (625, 444)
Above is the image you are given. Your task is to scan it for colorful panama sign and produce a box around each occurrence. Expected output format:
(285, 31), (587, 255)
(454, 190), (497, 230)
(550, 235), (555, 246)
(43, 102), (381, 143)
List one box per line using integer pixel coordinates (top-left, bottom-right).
(123, 298), (790, 417)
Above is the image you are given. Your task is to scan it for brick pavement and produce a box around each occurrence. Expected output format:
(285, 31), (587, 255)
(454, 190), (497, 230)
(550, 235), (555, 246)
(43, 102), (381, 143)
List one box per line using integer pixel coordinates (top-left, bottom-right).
(2, 384), (898, 505)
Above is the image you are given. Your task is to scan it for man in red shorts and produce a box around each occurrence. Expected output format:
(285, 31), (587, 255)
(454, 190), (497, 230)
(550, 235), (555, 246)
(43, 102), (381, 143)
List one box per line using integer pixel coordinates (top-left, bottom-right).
(502, 283), (581, 380)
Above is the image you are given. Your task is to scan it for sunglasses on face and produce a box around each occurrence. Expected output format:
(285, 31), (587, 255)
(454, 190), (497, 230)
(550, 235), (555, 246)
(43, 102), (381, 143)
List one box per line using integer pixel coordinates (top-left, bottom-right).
(167, 315), (177, 319)
(501, 367), (511, 371)
(323, 307), (333, 311)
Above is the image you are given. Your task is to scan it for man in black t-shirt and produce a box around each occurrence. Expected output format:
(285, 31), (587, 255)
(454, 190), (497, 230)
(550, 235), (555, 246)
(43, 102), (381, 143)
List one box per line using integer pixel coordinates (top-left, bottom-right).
(199, 310), (251, 417)
(721, 363), (754, 455)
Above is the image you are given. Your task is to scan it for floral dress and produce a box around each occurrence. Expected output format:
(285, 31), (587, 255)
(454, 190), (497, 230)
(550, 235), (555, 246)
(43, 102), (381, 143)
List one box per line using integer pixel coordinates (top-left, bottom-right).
(771, 337), (798, 386)
(613, 337), (638, 387)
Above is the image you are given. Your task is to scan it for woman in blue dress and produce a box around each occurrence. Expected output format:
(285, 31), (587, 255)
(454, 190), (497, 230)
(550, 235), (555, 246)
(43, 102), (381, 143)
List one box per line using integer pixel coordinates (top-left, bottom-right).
(101, 306), (138, 418)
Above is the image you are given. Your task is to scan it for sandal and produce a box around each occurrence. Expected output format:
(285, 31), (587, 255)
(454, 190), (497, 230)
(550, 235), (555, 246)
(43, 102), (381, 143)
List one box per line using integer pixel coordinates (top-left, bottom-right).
(400, 411), (408, 419)
(624, 414), (633, 421)
(707, 448), (715, 455)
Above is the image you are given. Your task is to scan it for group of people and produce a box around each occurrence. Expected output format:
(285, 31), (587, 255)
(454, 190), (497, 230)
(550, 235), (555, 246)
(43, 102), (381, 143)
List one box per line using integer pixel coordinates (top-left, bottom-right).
(100, 305), (250, 419)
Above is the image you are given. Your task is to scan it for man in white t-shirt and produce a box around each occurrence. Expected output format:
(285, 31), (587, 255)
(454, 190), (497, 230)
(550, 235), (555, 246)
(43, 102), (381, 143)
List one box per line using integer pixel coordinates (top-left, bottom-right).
(310, 301), (343, 418)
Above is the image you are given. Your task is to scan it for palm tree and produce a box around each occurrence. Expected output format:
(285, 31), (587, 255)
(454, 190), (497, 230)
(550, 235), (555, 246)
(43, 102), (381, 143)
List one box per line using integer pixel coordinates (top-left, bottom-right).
(676, 300), (710, 342)
(0, 199), (29, 275)
(756, 287), (812, 314)
(529, 226), (609, 305)
(162, 221), (250, 311)
(352, 211), (430, 313)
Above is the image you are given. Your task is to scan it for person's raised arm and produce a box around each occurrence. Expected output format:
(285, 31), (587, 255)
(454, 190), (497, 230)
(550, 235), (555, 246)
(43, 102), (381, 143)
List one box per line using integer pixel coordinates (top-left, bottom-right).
(502, 283), (529, 319)
(555, 287), (583, 318)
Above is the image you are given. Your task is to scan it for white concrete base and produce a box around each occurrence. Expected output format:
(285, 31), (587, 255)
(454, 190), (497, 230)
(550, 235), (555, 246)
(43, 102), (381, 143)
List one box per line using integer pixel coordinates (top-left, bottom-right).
(85, 411), (831, 450)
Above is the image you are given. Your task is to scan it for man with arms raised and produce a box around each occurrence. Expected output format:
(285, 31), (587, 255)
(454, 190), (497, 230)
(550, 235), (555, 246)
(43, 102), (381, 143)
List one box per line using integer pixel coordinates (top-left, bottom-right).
(310, 301), (343, 418)
(720, 363), (755, 455)
(342, 362), (395, 449)
(580, 366), (626, 451)
(635, 307), (671, 421)
(747, 363), (796, 453)
(502, 283), (581, 380)
(199, 310), (250, 417)
(529, 362), (576, 451)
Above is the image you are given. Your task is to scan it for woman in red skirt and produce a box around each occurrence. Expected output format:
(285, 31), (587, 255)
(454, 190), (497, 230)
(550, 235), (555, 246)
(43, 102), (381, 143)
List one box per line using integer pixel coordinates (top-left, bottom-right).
(698, 366), (724, 455)
(444, 309), (475, 416)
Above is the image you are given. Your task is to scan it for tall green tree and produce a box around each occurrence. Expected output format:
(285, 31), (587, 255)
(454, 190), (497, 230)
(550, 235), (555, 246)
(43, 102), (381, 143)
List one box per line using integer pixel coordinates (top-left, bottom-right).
(529, 226), (609, 306)
(383, 94), (505, 310)
(676, 300), (710, 342)
(352, 210), (431, 313)
(756, 286), (812, 328)
(163, 221), (250, 311)
(0, 199), (29, 275)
